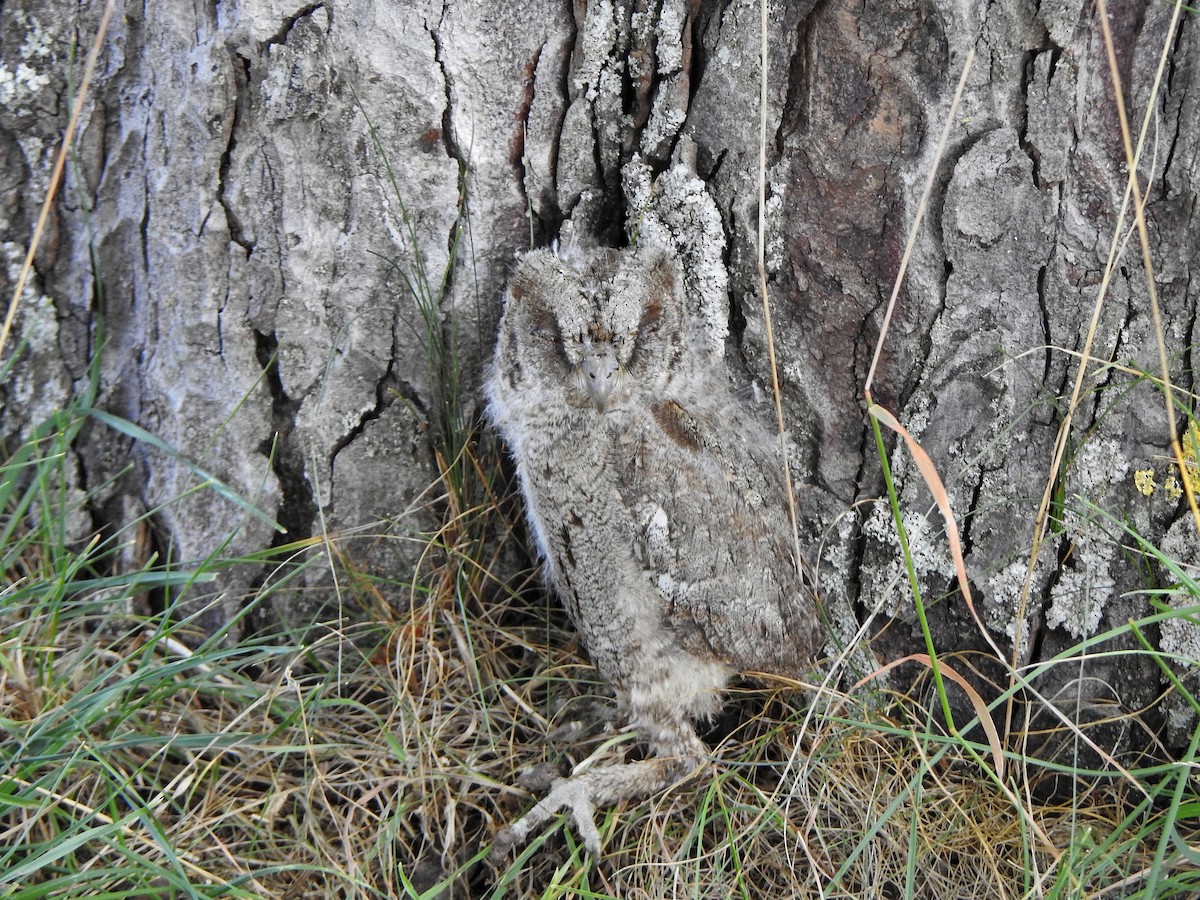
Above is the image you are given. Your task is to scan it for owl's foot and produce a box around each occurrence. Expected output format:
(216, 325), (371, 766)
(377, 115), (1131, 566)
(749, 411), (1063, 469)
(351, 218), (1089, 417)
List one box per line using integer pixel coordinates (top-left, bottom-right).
(491, 755), (699, 859)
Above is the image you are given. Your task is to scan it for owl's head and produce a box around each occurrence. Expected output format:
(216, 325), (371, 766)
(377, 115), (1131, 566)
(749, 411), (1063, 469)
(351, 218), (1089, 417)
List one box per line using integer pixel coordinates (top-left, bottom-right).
(490, 245), (687, 414)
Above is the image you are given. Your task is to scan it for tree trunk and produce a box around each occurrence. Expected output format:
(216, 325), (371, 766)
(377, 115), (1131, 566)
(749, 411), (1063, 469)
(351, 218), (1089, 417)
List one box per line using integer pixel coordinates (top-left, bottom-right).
(3, 1), (1197, 739)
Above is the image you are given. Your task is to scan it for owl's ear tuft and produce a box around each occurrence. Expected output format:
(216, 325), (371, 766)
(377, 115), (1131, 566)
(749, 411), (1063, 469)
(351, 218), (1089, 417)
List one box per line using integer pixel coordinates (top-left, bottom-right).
(507, 250), (564, 305)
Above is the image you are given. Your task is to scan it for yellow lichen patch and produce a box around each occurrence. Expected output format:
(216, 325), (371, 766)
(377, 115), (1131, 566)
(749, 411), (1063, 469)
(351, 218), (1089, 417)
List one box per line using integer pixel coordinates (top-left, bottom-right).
(1135, 468), (1156, 497)
(1180, 419), (1200, 496)
(1165, 471), (1184, 501)
(1133, 420), (1200, 500)
(1184, 420), (1200, 463)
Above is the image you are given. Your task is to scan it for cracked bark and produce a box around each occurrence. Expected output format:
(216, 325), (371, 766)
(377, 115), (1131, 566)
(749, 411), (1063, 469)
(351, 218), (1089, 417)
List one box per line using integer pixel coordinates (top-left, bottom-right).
(2, 0), (1199, 742)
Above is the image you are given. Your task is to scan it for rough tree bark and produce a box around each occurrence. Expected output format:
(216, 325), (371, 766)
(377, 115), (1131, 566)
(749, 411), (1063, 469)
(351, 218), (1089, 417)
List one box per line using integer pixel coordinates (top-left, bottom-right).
(2, 1), (1197, 743)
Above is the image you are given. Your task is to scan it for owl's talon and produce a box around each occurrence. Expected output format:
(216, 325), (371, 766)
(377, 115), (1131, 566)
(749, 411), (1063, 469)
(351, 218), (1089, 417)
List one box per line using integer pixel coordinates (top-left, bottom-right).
(556, 778), (604, 854)
(492, 776), (602, 859)
(492, 755), (700, 859)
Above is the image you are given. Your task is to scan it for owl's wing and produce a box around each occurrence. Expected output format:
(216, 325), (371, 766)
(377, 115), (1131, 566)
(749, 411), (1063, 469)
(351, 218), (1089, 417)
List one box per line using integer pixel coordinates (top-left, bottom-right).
(617, 394), (824, 676)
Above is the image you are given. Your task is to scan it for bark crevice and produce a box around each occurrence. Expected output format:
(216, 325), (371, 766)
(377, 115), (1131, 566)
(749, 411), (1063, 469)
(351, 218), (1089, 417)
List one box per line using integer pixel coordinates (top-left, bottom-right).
(254, 329), (316, 545)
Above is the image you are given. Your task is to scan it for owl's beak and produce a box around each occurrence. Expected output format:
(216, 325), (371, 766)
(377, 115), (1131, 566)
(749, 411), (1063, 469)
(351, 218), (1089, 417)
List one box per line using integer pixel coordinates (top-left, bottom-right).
(581, 343), (620, 412)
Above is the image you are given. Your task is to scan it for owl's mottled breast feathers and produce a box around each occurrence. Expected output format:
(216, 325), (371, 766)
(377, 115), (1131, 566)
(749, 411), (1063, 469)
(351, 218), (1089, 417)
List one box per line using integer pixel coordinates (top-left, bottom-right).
(485, 243), (821, 686)
(617, 388), (822, 675)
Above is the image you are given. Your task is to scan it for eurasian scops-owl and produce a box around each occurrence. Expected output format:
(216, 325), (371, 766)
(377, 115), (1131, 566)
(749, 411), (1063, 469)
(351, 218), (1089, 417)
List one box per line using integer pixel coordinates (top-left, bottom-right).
(486, 243), (824, 855)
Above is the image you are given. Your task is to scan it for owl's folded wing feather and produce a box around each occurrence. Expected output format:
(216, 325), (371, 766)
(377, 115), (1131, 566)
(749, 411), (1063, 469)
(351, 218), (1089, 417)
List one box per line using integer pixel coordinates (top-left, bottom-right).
(620, 394), (824, 676)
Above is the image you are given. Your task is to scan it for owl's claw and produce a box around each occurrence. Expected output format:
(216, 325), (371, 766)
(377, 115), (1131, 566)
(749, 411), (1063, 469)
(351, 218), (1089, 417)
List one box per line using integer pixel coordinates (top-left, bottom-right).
(491, 776), (603, 859)
(492, 755), (699, 860)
